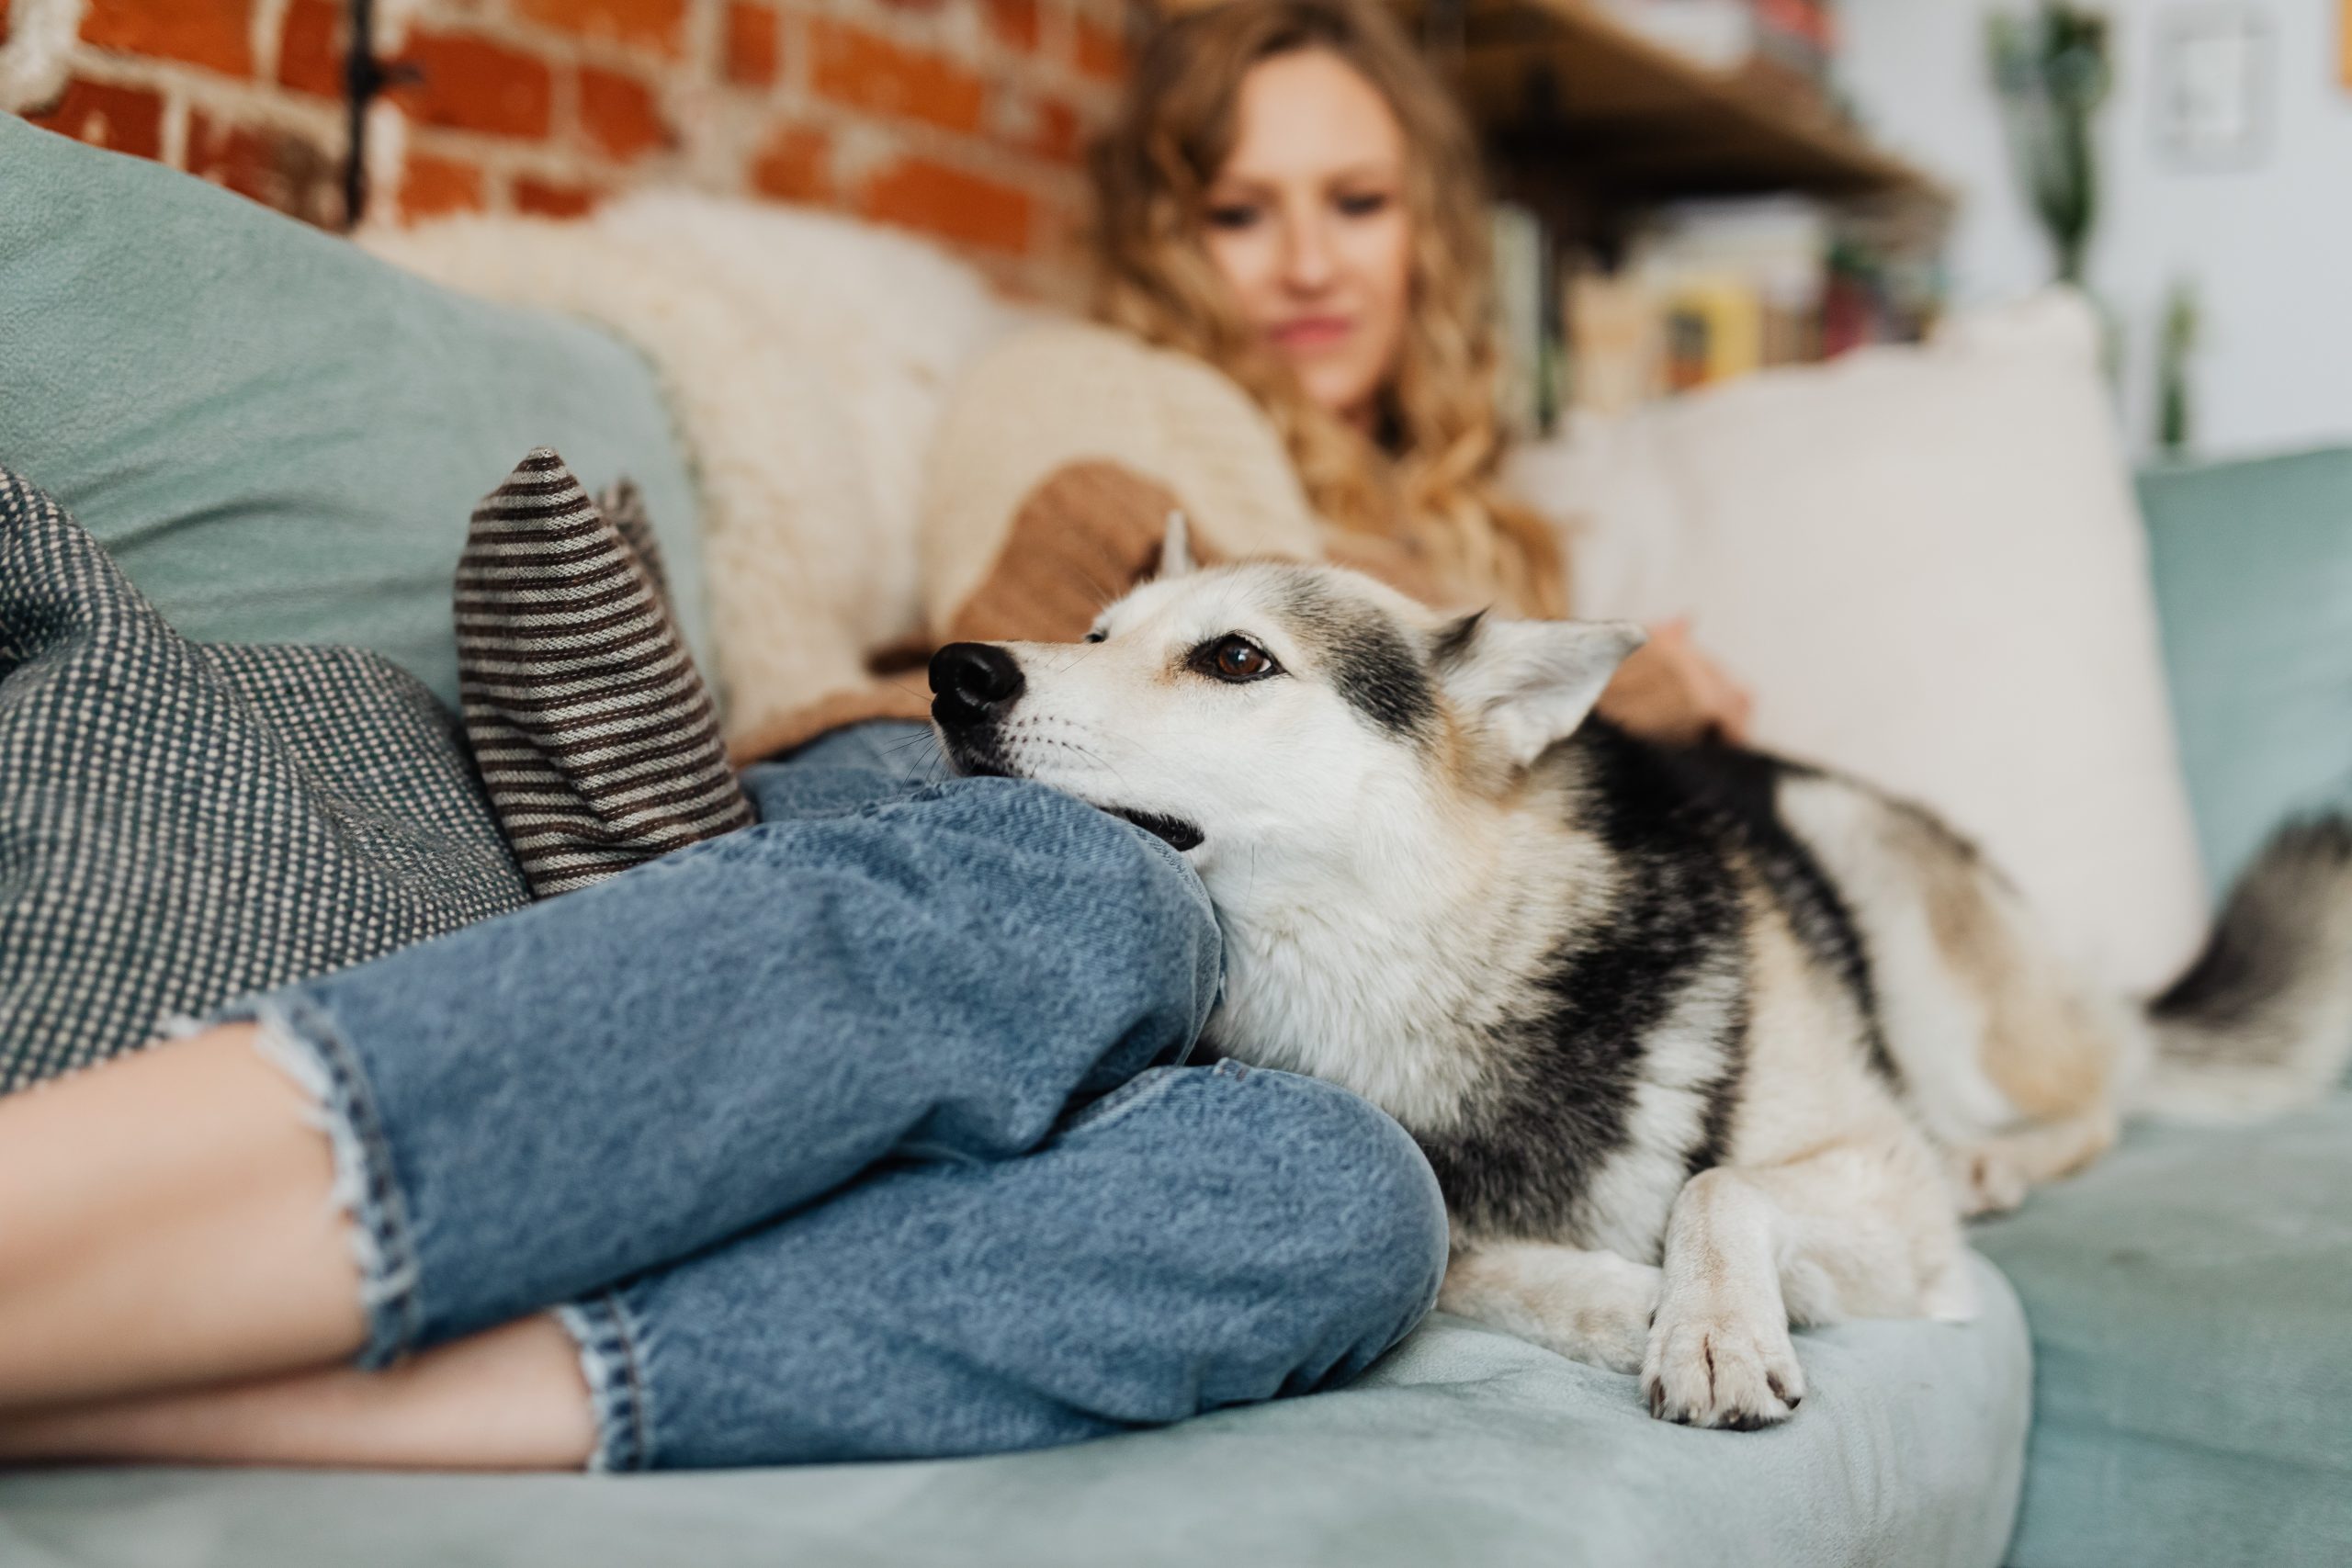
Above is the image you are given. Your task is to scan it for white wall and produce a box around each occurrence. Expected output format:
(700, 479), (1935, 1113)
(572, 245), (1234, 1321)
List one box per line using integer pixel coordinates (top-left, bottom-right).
(1838, 0), (2352, 460)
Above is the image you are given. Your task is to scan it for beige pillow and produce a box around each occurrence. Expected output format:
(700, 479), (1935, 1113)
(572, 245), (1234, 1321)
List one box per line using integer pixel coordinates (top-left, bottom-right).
(1512, 292), (2208, 994)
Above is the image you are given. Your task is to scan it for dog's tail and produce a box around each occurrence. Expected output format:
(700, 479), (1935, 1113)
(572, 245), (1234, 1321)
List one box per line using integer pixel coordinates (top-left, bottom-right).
(2132, 815), (2352, 1121)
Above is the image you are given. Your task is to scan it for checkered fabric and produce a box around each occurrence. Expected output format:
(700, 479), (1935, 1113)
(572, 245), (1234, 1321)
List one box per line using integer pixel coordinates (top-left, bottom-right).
(0, 466), (532, 1092)
(456, 449), (751, 898)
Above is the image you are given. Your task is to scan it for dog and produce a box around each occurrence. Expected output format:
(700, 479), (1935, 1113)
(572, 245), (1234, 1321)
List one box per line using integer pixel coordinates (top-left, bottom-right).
(927, 522), (2352, 1430)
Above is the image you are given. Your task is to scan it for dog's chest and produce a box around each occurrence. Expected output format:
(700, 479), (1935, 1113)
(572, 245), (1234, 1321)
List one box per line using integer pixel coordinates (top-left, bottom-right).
(1207, 899), (1510, 1134)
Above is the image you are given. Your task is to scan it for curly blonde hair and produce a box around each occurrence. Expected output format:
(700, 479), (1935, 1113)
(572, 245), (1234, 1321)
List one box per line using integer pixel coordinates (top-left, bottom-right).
(1089, 0), (1566, 616)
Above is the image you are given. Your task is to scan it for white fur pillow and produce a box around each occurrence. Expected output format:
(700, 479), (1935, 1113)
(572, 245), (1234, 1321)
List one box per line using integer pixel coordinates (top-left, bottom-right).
(367, 196), (1013, 752)
(1511, 292), (2208, 994)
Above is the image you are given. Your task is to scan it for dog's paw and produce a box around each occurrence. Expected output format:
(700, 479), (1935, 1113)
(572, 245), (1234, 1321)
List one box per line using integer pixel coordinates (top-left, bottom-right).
(1641, 1309), (1804, 1430)
(1946, 1145), (2030, 1219)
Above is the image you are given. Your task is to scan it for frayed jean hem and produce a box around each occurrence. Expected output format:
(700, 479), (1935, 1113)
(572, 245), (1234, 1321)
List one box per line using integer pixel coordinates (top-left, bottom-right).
(220, 992), (425, 1371)
(557, 1294), (656, 1473)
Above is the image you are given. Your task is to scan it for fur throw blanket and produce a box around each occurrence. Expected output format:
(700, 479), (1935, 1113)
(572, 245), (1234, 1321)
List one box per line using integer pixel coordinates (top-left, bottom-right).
(364, 195), (1344, 759)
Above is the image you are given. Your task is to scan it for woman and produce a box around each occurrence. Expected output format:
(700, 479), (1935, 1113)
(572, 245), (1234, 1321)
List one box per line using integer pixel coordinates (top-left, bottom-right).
(0, 0), (1727, 1472)
(901, 0), (1747, 752)
(0, 730), (1443, 1470)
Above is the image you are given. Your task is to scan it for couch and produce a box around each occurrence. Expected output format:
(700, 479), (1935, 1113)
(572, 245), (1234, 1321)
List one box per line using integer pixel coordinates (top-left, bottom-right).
(3, 114), (2346, 1568)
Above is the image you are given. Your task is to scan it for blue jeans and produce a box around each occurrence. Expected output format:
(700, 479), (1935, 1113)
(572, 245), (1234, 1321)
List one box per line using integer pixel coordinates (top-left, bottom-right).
(223, 723), (1448, 1470)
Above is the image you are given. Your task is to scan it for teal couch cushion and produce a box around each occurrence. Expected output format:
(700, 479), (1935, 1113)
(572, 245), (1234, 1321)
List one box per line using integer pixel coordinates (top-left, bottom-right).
(0, 116), (708, 713)
(2140, 447), (2352, 892)
(0, 1254), (2029, 1567)
(1975, 1093), (2352, 1568)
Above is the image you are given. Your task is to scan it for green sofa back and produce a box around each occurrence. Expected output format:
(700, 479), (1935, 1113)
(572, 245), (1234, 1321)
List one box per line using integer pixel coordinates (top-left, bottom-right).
(2140, 445), (2352, 894)
(0, 115), (708, 714)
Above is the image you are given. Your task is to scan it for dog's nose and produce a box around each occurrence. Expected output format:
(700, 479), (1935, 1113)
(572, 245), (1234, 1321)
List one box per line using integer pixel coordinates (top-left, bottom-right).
(929, 641), (1026, 729)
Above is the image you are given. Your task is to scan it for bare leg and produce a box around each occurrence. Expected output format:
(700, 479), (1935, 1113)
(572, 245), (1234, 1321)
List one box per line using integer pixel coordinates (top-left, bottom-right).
(0, 1315), (594, 1471)
(0, 1025), (367, 1410)
(1438, 1241), (1659, 1373)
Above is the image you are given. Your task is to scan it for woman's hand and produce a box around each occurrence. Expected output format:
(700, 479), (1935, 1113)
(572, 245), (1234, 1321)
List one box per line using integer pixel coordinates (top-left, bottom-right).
(1594, 618), (1755, 748)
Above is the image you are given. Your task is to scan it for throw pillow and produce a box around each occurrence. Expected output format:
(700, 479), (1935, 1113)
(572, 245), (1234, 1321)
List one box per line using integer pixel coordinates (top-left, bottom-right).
(0, 467), (530, 1092)
(456, 450), (752, 898)
(1511, 291), (2209, 993)
(0, 115), (712, 715)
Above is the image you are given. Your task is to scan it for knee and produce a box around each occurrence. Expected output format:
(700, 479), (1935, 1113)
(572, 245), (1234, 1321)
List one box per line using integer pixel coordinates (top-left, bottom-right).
(1268, 1068), (1452, 1354)
(1184, 1065), (1451, 1393)
(903, 776), (1225, 1050)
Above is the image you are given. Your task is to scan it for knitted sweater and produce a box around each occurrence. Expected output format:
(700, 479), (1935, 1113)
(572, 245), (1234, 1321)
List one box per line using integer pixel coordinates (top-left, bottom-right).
(734, 321), (1390, 761)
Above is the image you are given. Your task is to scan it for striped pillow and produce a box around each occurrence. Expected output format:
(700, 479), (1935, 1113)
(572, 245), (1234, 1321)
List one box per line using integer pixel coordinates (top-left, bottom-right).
(456, 450), (752, 897)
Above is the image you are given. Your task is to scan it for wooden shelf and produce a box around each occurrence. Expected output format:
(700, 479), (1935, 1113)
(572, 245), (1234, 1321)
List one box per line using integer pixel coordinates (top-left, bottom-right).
(1427, 0), (1951, 213)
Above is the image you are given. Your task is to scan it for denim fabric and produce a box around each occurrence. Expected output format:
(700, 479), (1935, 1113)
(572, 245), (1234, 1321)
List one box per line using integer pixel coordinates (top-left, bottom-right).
(232, 723), (1448, 1469)
(565, 1058), (1445, 1469)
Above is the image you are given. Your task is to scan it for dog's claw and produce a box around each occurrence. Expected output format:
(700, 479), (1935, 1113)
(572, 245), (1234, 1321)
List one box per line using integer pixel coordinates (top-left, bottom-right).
(1643, 1312), (1805, 1431)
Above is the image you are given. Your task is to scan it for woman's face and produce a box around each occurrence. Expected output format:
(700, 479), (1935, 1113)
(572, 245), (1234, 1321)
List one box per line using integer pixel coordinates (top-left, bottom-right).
(1201, 50), (1412, 426)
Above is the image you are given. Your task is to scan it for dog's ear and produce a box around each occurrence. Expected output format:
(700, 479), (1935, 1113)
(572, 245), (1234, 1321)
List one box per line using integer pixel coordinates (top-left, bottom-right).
(1433, 614), (1647, 768)
(1159, 512), (1197, 579)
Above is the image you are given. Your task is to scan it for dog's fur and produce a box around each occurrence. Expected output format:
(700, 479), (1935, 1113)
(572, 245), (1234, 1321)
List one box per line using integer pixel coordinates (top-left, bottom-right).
(932, 530), (2352, 1429)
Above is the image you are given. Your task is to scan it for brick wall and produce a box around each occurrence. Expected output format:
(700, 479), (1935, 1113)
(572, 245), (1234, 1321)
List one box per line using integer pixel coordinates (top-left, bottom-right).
(6, 0), (1135, 299)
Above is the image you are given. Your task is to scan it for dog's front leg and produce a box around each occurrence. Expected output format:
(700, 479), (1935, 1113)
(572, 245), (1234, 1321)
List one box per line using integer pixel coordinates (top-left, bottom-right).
(1437, 1240), (1660, 1373)
(1644, 1168), (1805, 1429)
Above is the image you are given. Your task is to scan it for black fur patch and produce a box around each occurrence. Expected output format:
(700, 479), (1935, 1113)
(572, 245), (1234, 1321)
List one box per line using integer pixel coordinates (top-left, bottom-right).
(1656, 743), (1899, 1085)
(1418, 723), (1754, 1240)
(1685, 986), (1750, 1178)
(1277, 573), (1438, 740)
(1429, 610), (1486, 670)
(1413, 726), (1917, 1246)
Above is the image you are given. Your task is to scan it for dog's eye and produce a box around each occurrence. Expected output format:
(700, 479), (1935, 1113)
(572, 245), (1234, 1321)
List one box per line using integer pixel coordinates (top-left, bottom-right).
(1083, 628), (1107, 644)
(1189, 635), (1281, 683)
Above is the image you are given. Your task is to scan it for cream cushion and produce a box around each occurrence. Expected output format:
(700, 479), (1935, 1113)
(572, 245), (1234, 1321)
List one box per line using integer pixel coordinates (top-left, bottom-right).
(1511, 292), (2208, 993)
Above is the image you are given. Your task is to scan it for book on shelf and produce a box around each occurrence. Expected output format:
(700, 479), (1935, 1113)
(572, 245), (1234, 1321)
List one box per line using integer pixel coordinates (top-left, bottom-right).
(1594, 0), (1841, 84)
(1495, 195), (1940, 426)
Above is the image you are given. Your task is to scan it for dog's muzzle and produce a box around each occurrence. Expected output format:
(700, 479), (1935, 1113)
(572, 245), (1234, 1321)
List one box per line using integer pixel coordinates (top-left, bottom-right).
(929, 641), (1024, 739)
(925, 639), (1205, 852)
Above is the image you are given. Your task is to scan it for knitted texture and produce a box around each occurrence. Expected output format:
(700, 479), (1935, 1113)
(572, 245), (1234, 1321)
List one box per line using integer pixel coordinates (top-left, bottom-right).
(0, 466), (529, 1090)
(456, 449), (752, 897)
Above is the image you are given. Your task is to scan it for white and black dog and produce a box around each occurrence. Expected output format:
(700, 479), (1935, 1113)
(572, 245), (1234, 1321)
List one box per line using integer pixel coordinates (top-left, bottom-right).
(928, 524), (2352, 1430)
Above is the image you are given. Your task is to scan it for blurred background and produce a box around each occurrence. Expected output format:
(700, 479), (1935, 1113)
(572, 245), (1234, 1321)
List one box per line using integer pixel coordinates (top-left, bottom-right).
(6, 0), (2346, 463)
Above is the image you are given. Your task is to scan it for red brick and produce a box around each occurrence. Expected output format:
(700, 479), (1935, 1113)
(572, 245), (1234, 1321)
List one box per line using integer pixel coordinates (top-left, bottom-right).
(984, 0), (1039, 52)
(392, 30), (555, 140)
(578, 65), (671, 160)
(514, 175), (601, 219)
(750, 123), (831, 202)
(401, 152), (486, 220)
(24, 76), (165, 159)
(1072, 14), (1125, 80)
(278, 0), (345, 96)
(1027, 94), (1080, 162)
(83, 0), (252, 77)
(723, 2), (778, 87)
(512, 0), (687, 59)
(808, 19), (985, 134)
(860, 157), (1032, 254)
(187, 111), (344, 227)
